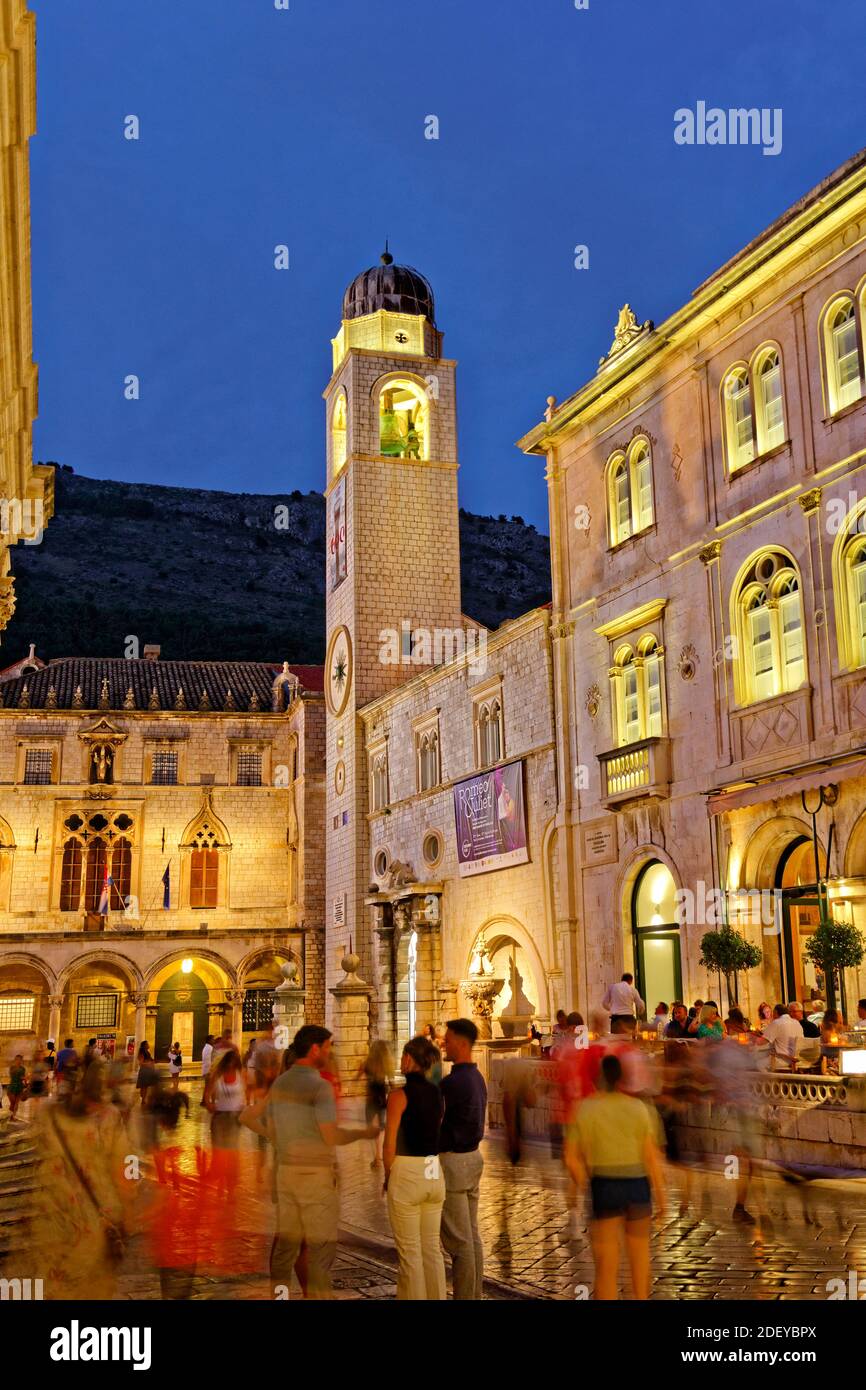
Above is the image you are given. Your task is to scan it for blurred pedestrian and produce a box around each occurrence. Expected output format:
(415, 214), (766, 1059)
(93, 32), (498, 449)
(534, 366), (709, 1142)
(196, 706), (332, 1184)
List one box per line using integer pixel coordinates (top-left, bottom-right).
(205, 1046), (245, 1195)
(136, 1040), (157, 1105)
(55, 1037), (79, 1096)
(200, 1033), (214, 1105)
(358, 1039), (393, 1169)
(383, 1035), (446, 1301)
(168, 1042), (183, 1091)
(7, 1054), (27, 1119)
(241, 1024), (376, 1299)
(564, 1052), (665, 1300)
(440, 1018), (487, 1300)
(29, 1060), (134, 1299)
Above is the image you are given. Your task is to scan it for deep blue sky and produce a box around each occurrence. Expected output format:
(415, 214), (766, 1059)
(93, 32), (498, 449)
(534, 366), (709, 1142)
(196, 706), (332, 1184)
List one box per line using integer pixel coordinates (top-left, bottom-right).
(30, 0), (866, 531)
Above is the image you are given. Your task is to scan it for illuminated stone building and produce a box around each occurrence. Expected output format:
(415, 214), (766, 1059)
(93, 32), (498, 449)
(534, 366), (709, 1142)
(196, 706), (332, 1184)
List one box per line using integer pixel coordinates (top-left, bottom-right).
(323, 253), (563, 1071)
(0, 1), (53, 636)
(0, 652), (325, 1059)
(520, 150), (866, 1021)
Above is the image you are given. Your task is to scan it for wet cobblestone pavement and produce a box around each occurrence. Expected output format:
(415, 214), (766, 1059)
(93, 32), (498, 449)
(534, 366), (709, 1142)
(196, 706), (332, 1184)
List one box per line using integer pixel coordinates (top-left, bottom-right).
(13, 1087), (866, 1301)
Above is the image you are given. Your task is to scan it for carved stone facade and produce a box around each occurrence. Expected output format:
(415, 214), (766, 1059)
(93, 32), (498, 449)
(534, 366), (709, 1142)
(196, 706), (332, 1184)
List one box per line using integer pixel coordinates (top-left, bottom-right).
(520, 150), (866, 1020)
(0, 656), (326, 1059)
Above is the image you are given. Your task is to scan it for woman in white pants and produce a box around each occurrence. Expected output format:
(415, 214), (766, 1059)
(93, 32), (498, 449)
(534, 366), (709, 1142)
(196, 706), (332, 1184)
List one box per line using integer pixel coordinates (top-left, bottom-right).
(383, 1036), (446, 1300)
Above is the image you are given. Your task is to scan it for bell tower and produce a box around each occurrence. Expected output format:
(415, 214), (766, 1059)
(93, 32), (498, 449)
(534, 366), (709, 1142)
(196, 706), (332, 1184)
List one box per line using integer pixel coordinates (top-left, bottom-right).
(322, 249), (462, 1020)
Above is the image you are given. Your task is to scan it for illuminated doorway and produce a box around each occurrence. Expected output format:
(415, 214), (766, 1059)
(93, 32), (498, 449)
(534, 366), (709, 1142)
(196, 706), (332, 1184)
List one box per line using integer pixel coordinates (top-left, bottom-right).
(172, 1011), (194, 1060)
(632, 861), (682, 1010)
(775, 837), (834, 1009)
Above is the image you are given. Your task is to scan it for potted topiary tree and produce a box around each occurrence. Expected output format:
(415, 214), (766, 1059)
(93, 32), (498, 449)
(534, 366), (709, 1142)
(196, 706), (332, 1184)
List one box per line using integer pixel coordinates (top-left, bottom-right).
(804, 920), (865, 1014)
(699, 924), (763, 1012)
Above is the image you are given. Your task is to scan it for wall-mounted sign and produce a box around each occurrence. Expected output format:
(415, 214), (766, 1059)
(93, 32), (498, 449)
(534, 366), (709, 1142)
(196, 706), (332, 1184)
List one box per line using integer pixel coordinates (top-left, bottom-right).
(580, 816), (618, 866)
(453, 760), (528, 878)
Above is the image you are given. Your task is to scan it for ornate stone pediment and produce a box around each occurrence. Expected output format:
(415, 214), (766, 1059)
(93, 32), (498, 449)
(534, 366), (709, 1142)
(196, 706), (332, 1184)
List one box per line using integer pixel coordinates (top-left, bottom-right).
(78, 719), (128, 787)
(600, 304), (653, 366)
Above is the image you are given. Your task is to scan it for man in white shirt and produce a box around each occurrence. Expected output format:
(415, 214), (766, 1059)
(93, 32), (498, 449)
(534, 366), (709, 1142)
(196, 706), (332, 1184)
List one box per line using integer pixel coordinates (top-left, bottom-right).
(200, 1033), (214, 1106)
(602, 973), (646, 1025)
(762, 1004), (803, 1068)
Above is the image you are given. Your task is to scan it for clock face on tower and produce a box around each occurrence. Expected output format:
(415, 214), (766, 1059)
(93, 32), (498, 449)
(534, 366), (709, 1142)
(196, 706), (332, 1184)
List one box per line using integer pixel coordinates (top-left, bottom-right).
(325, 625), (353, 717)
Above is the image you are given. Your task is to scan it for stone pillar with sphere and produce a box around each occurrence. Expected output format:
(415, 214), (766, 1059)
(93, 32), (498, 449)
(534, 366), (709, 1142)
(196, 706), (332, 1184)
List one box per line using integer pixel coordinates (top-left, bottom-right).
(272, 960), (306, 1051)
(328, 948), (372, 1097)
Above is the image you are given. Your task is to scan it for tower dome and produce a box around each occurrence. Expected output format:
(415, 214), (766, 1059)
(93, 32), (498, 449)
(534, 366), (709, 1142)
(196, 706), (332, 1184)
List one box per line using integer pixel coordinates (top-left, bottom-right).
(342, 248), (435, 324)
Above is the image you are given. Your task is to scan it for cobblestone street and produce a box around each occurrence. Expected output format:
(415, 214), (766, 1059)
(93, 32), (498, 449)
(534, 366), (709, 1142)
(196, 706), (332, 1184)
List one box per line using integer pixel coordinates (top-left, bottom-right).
(92, 1089), (866, 1301)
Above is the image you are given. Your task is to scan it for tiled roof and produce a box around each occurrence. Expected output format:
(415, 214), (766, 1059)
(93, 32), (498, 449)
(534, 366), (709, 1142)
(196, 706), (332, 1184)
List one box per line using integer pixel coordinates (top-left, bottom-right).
(0, 657), (324, 712)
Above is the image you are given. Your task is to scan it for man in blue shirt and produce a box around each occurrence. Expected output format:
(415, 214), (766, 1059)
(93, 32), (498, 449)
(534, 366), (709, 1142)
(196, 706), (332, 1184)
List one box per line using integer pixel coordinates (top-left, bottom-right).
(440, 1018), (488, 1299)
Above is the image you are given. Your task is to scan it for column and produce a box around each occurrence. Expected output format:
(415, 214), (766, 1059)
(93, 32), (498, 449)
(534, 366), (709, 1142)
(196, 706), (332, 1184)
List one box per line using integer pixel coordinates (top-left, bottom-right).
(272, 961), (306, 1049)
(228, 989), (245, 1044)
(47, 994), (64, 1047)
(328, 950), (372, 1098)
(372, 905), (395, 1045)
(133, 993), (147, 1056)
(145, 1004), (158, 1051)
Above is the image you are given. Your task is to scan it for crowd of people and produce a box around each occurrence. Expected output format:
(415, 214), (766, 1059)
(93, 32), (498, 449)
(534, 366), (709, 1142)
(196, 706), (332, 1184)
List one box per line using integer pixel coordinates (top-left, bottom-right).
(2, 982), (864, 1302)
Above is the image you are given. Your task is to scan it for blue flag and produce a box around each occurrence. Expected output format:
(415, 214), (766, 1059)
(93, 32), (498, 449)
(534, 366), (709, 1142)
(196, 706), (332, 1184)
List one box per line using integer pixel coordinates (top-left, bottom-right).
(162, 863), (170, 909)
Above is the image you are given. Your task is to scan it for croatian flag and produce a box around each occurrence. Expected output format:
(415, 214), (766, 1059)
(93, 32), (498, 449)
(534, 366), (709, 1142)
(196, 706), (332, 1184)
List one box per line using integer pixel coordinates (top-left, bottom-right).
(98, 866), (114, 916)
(162, 863), (170, 910)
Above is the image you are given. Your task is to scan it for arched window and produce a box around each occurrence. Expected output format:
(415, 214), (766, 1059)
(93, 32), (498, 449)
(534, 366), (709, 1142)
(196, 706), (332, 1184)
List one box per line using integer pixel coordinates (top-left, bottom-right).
(608, 454), (630, 544)
(378, 380), (428, 460)
(632, 860), (682, 1009)
(60, 838), (83, 912)
(640, 636), (664, 738)
(606, 440), (654, 545)
(370, 751), (389, 812)
(734, 552), (806, 705)
(823, 296), (863, 414)
(476, 699), (503, 767)
(84, 837), (107, 913)
(112, 837), (132, 905)
(723, 365), (755, 472)
(188, 822), (223, 909)
(754, 347), (785, 453)
(332, 392), (347, 474)
(417, 729), (439, 793)
(630, 441), (654, 532)
(611, 638), (666, 745)
(190, 847), (219, 909)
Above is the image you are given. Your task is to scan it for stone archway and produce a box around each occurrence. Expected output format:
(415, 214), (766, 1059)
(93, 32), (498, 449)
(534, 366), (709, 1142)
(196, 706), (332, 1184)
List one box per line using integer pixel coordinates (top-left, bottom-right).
(463, 917), (549, 1037)
(0, 954), (54, 1042)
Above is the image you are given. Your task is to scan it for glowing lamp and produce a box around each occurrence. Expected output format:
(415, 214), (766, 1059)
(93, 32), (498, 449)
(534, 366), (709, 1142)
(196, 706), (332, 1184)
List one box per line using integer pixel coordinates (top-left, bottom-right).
(181, 958), (193, 975)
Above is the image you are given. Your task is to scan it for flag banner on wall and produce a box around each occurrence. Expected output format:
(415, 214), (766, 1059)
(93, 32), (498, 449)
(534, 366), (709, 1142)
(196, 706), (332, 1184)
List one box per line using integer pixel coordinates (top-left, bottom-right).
(453, 759), (529, 877)
(329, 475), (347, 590)
(162, 863), (171, 909)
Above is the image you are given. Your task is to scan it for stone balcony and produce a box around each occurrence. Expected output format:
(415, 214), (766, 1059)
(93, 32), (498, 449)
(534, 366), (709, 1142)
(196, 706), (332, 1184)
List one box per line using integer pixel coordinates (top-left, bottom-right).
(598, 736), (670, 810)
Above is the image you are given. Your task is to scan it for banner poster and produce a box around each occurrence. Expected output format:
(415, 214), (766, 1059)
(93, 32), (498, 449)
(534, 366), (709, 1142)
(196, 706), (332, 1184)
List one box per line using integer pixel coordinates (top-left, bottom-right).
(453, 759), (529, 877)
(329, 476), (347, 590)
(95, 1033), (116, 1059)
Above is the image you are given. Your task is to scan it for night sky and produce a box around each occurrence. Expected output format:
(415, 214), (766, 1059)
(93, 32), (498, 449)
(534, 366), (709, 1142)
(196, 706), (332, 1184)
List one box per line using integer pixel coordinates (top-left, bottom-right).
(30, 0), (866, 531)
